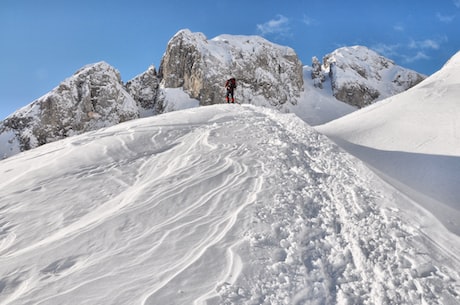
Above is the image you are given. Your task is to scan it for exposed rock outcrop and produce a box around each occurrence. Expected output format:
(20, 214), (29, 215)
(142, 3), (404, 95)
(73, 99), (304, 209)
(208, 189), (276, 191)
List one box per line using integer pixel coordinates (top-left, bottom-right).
(125, 65), (164, 117)
(159, 29), (304, 108)
(0, 62), (139, 157)
(317, 46), (426, 108)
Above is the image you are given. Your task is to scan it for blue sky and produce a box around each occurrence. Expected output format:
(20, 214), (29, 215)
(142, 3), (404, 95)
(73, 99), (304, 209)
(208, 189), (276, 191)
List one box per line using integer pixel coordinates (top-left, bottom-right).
(1, 0), (459, 119)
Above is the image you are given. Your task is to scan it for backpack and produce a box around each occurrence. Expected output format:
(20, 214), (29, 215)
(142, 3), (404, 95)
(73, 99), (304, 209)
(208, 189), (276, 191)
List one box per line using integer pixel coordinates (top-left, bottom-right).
(227, 78), (236, 89)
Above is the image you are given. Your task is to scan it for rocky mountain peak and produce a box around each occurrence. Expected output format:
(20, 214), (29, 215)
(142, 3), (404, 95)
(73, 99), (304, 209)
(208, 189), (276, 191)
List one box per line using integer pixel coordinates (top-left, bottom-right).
(0, 32), (429, 159)
(0, 61), (140, 158)
(312, 46), (426, 108)
(159, 29), (304, 108)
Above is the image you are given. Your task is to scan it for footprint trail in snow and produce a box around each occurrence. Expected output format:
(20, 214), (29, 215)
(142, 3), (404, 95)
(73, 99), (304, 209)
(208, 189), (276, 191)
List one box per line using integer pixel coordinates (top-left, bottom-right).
(0, 105), (459, 305)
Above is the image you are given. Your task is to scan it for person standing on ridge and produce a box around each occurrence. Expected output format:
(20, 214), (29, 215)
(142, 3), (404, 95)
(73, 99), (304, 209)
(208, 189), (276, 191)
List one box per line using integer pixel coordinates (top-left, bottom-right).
(225, 77), (237, 103)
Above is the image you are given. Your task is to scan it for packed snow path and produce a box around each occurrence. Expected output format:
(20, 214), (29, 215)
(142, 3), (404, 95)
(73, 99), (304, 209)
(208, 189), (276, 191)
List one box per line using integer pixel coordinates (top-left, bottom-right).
(0, 105), (459, 304)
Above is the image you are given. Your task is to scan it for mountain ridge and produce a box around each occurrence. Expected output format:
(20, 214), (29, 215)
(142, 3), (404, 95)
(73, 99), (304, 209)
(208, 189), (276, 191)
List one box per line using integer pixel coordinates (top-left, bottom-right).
(0, 30), (427, 159)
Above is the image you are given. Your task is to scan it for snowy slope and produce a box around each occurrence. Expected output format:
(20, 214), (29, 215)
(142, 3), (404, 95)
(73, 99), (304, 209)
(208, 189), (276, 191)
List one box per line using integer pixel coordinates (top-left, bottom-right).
(1, 105), (459, 305)
(317, 50), (460, 235)
(288, 66), (356, 126)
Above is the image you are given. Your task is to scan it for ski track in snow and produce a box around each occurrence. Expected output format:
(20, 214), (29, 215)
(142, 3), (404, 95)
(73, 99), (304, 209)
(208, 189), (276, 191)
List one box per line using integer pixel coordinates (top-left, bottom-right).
(0, 105), (459, 305)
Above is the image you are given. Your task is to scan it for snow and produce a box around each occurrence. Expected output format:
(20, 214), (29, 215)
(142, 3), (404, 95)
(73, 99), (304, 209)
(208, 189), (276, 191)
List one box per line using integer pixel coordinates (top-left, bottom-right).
(163, 88), (200, 112)
(288, 67), (356, 125)
(316, 50), (460, 235)
(1, 104), (459, 304)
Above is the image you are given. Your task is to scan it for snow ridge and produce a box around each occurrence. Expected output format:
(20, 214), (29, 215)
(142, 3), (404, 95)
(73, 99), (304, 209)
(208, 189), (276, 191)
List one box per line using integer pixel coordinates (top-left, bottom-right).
(316, 50), (460, 235)
(0, 105), (458, 304)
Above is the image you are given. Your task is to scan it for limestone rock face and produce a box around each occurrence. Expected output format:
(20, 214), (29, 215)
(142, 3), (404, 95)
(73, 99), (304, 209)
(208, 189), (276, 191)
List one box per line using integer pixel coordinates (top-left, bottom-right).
(125, 65), (163, 117)
(158, 29), (304, 108)
(0, 62), (139, 158)
(318, 46), (426, 108)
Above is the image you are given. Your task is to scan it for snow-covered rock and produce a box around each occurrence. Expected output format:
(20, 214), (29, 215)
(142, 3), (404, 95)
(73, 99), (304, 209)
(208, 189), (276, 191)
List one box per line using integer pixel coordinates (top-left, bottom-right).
(159, 29), (304, 108)
(289, 66), (356, 126)
(0, 62), (140, 158)
(125, 65), (163, 117)
(314, 46), (426, 108)
(0, 32), (428, 159)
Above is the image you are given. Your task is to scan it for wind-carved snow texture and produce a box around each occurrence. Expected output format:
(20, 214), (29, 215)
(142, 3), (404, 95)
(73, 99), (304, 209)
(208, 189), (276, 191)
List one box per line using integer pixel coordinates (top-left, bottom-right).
(0, 105), (459, 305)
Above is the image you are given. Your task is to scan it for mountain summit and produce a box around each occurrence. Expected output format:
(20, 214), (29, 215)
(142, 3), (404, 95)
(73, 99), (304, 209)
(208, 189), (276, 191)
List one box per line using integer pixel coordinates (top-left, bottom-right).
(312, 46), (426, 108)
(159, 29), (304, 107)
(0, 62), (140, 157)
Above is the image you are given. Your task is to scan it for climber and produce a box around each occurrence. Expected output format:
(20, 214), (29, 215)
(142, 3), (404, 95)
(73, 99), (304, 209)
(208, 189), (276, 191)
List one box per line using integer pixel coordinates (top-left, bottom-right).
(225, 77), (237, 103)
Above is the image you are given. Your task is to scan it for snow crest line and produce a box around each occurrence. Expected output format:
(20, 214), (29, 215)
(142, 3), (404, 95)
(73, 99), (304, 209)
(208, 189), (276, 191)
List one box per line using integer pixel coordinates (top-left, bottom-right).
(0, 105), (459, 304)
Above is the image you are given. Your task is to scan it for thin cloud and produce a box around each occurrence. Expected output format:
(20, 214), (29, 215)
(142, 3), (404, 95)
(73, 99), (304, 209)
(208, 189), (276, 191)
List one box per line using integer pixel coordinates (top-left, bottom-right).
(393, 24), (405, 32)
(402, 51), (430, 63)
(409, 37), (448, 50)
(454, 0), (460, 8)
(372, 43), (402, 58)
(256, 15), (290, 36)
(372, 39), (441, 65)
(436, 12), (455, 23)
(302, 15), (318, 26)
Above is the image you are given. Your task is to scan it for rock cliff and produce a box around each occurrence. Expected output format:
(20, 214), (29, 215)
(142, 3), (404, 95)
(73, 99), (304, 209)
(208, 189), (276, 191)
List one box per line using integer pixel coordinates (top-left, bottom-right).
(0, 62), (140, 157)
(159, 29), (304, 108)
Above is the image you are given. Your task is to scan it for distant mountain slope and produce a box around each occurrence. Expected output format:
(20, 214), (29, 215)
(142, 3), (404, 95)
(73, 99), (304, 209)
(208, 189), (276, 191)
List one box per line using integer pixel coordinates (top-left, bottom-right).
(1, 105), (459, 304)
(0, 62), (141, 158)
(316, 50), (460, 234)
(313, 46), (426, 108)
(288, 66), (356, 126)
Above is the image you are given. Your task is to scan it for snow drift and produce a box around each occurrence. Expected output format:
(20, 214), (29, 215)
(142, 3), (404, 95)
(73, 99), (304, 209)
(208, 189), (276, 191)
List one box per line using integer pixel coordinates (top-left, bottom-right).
(317, 50), (460, 235)
(1, 105), (459, 304)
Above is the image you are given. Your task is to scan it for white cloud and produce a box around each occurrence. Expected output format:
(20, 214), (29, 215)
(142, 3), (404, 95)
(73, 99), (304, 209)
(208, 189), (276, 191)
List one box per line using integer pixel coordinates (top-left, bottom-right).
(256, 15), (290, 36)
(409, 38), (443, 50)
(372, 43), (402, 57)
(372, 38), (443, 65)
(302, 15), (318, 26)
(436, 12), (455, 23)
(402, 51), (430, 63)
